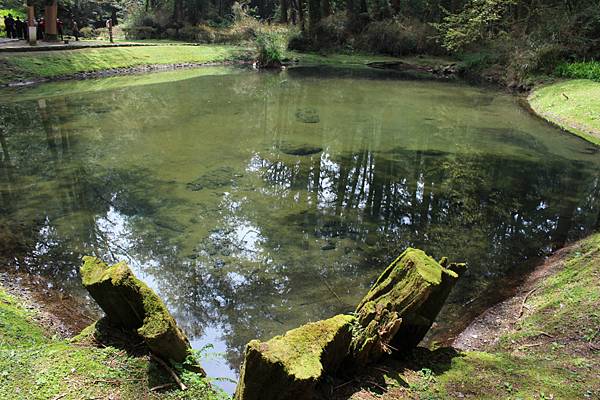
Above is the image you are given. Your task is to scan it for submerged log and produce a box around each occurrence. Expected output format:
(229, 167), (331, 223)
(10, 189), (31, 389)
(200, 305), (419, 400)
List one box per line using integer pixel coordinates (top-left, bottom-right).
(349, 248), (465, 365)
(80, 256), (192, 365)
(234, 314), (355, 400)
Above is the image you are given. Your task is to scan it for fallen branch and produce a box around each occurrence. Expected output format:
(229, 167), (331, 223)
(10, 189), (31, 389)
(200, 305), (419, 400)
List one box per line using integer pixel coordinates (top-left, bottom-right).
(52, 394), (67, 400)
(366, 379), (387, 392)
(92, 378), (121, 385)
(333, 379), (356, 391)
(150, 383), (176, 392)
(151, 354), (188, 391)
(323, 280), (343, 304)
(518, 342), (544, 349)
(518, 286), (540, 319)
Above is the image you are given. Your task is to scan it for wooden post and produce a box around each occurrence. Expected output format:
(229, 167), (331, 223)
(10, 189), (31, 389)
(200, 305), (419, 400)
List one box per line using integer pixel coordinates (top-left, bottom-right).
(27, 4), (36, 44)
(45, 0), (58, 41)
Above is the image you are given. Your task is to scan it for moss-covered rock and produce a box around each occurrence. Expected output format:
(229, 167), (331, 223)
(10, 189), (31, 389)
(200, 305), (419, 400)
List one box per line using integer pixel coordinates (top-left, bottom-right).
(80, 256), (192, 365)
(350, 248), (465, 365)
(234, 314), (355, 400)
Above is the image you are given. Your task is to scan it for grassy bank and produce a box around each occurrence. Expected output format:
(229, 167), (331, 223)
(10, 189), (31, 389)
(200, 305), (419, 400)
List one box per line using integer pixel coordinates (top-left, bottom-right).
(339, 233), (600, 399)
(0, 42), (456, 86)
(528, 79), (600, 146)
(0, 287), (224, 400)
(0, 44), (251, 85)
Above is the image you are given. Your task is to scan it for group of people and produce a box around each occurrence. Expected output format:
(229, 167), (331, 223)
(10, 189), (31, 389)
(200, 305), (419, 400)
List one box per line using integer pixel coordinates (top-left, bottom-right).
(3, 14), (68, 41)
(3, 14), (28, 39)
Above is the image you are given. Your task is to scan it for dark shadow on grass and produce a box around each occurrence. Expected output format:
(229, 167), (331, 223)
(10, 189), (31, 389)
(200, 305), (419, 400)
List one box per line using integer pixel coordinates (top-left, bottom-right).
(86, 316), (180, 390)
(318, 346), (463, 400)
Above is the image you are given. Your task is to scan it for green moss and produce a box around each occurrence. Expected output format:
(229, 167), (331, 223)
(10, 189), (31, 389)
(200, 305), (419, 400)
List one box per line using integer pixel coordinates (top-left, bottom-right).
(528, 79), (600, 146)
(0, 289), (48, 348)
(81, 256), (174, 338)
(257, 314), (355, 379)
(137, 284), (173, 339)
(70, 321), (97, 343)
(81, 256), (128, 286)
(0, 286), (223, 400)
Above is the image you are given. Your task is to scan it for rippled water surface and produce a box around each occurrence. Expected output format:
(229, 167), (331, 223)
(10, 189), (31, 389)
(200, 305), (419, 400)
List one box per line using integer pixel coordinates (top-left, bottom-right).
(1, 66), (599, 392)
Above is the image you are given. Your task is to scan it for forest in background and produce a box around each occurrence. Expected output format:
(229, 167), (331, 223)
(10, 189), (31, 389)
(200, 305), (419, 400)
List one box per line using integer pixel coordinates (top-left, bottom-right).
(1, 0), (599, 86)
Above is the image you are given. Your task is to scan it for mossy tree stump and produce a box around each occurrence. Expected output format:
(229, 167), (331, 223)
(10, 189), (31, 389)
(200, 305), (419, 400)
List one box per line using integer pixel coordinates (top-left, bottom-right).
(350, 248), (465, 365)
(80, 256), (192, 365)
(234, 314), (355, 400)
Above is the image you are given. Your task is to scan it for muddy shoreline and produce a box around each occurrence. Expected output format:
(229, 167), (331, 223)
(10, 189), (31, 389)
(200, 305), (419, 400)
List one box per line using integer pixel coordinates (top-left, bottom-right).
(453, 243), (576, 351)
(1, 60), (254, 88)
(1, 57), (463, 89)
(0, 268), (99, 336)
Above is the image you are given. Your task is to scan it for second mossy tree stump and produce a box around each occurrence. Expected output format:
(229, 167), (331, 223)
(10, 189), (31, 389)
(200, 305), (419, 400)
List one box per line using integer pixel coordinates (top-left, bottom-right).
(80, 256), (192, 365)
(350, 248), (465, 366)
(234, 314), (355, 400)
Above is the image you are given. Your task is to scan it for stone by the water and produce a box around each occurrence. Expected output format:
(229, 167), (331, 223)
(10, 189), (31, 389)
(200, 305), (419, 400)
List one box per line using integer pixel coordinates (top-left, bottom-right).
(295, 108), (320, 123)
(279, 143), (323, 156)
(186, 166), (242, 191)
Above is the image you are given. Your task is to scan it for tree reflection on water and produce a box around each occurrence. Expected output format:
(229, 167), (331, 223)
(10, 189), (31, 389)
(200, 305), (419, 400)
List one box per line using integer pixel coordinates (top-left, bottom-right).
(0, 69), (599, 381)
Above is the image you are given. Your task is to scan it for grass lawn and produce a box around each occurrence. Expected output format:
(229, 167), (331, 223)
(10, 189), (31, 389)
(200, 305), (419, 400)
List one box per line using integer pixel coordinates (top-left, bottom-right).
(0, 44), (251, 85)
(528, 79), (600, 146)
(0, 42), (456, 86)
(0, 288), (226, 400)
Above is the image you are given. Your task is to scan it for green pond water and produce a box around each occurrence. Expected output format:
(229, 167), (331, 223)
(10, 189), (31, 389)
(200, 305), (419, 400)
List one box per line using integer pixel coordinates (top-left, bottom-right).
(1, 65), (599, 392)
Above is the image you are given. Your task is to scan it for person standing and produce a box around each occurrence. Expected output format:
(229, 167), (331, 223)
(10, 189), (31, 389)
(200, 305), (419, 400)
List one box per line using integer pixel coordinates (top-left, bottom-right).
(6, 14), (15, 38)
(15, 16), (23, 39)
(56, 18), (63, 40)
(39, 17), (45, 40)
(3, 16), (9, 38)
(72, 20), (79, 41)
(106, 18), (113, 43)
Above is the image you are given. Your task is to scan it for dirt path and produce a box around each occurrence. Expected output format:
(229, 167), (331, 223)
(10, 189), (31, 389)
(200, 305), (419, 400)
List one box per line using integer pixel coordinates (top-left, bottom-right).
(453, 243), (576, 351)
(0, 269), (99, 337)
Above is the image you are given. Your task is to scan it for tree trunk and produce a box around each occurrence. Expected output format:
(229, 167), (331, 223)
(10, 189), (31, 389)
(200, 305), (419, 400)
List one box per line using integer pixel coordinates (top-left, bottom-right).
(322, 0), (331, 17)
(308, 0), (321, 31)
(350, 249), (465, 365)
(281, 0), (289, 23)
(234, 315), (354, 400)
(80, 256), (198, 367)
(111, 7), (118, 25)
(298, 0), (306, 31)
(45, 0), (58, 41)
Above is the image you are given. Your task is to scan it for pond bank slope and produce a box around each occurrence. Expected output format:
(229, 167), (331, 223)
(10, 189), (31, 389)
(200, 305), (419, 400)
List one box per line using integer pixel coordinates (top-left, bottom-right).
(2, 233), (598, 399)
(333, 233), (600, 399)
(0, 44), (251, 86)
(528, 79), (600, 146)
(0, 286), (224, 400)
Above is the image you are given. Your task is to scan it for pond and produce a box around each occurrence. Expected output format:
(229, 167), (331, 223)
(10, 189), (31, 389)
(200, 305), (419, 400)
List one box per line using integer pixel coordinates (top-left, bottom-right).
(1, 65), (599, 393)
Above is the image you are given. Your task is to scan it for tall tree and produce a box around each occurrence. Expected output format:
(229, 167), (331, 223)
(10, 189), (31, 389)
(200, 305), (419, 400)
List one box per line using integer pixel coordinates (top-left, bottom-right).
(281, 0), (289, 22)
(308, 0), (321, 31)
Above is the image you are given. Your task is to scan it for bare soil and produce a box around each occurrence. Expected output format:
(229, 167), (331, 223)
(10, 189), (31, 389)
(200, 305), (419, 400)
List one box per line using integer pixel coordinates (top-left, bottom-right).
(453, 243), (576, 351)
(0, 269), (99, 337)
